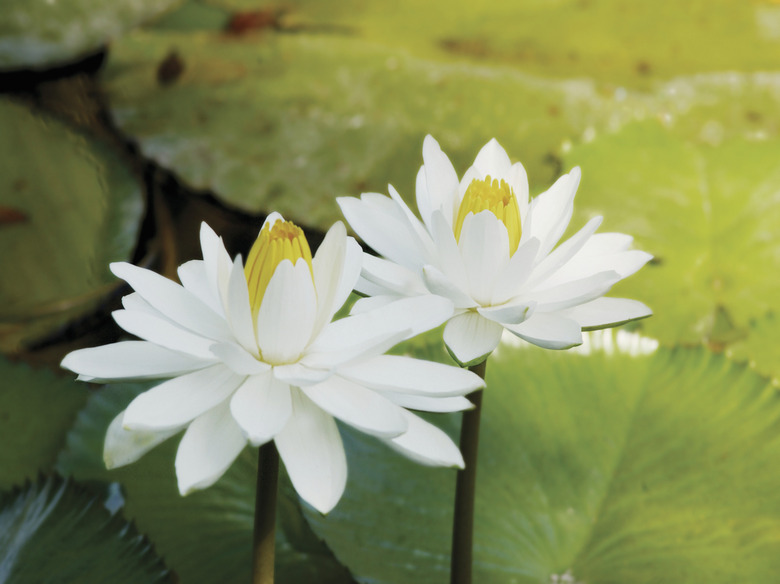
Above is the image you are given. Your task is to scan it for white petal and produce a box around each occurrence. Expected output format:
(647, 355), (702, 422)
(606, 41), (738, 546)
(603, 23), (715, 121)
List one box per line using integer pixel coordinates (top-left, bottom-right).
(103, 411), (181, 469)
(384, 410), (464, 468)
(387, 184), (437, 261)
(303, 376), (408, 438)
(525, 216), (603, 289)
(561, 297), (652, 330)
(381, 392), (474, 413)
(507, 162), (530, 217)
(305, 295), (454, 367)
(349, 294), (397, 314)
(533, 271), (621, 312)
(198, 222), (233, 317)
(422, 264), (477, 308)
(226, 255), (258, 354)
(61, 341), (209, 382)
(542, 250), (653, 289)
(420, 135), (460, 230)
(338, 193), (427, 269)
(275, 389), (347, 514)
(339, 354), (485, 397)
(526, 167), (580, 258)
(112, 309), (215, 360)
(273, 362), (332, 385)
(443, 312), (504, 365)
(472, 138), (512, 178)
(210, 342), (269, 375)
(458, 211), (510, 305)
(175, 401), (247, 495)
(256, 259), (317, 364)
(177, 260), (222, 315)
(123, 364), (244, 431)
(477, 301), (535, 325)
(362, 254), (427, 296)
(312, 222), (363, 337)
(110, 262), (232, 341)
(578, 232), (635, 255)
(230, 373), (292, 445)
(505, 313), (582, 349)
(491, 237), (541, 304)
(430, 210), (470, 295)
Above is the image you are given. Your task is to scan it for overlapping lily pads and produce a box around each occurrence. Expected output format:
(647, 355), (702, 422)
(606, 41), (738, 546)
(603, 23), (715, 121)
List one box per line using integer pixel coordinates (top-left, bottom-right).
(0, 98), (144, 352)
(302, 336), (780, 583)
(0, 0), (183, 70)
(0, 476), (170, 583)
(56, 384), (353, 584)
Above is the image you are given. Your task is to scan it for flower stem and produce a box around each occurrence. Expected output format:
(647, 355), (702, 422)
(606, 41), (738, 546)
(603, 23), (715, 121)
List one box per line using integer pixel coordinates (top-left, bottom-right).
(450, 359), (487, 584)
(252, 441), (279, 584)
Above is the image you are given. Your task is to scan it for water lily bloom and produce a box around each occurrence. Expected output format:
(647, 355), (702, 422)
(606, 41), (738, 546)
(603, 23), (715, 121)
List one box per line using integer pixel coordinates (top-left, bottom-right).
(338, 136), (652, 366)
(62, 215), (484, 513)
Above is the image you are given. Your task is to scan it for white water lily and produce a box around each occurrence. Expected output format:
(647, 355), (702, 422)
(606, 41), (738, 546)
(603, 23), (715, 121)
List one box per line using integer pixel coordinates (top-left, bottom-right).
(62, 214), (484, 513)
(338, 136), (652, 366)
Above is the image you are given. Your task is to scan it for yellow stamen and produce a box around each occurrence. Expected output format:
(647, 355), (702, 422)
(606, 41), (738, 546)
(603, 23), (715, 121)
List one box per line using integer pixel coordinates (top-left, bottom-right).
(453, 175), (522, 254)
(244, 219), (313, 316)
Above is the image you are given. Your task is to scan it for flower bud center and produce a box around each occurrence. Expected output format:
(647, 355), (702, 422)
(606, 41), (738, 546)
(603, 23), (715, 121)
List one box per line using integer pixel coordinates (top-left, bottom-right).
(454, 176), (521, 254)
(244, 219), (313, 316)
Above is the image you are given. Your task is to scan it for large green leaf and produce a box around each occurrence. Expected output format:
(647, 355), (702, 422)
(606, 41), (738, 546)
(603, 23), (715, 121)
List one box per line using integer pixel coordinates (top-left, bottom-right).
(0, 99), (144, 352)
(0, 357), (87, 490)
(564, 120), (780, 346)
(56, 384), (353, 584)
(0, 0), (183, 70)
(303, 336), (780, 583)
(0, 476), (170, 583)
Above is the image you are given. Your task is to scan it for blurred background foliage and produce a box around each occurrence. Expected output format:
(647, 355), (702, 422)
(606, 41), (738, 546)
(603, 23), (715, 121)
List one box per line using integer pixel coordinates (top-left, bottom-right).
(1, 0), (779, 582)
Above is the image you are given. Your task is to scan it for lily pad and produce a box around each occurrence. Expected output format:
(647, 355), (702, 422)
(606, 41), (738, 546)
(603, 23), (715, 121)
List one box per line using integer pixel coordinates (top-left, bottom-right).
(303, 335), (780, 583)
(0, 357), (88, 490)
(0, 476), (170, 583)
(565, 120), (780, 345)
(0, 0), (183, 70)
(727, 313), (780, 384)
(0, 98), (144, 352)
(56, 384), (353, 584)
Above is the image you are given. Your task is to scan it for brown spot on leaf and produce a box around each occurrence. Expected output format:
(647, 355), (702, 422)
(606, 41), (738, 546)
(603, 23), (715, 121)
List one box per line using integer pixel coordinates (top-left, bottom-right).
(745, 110), (763, 123)
(635, 60), (652, 76)
(157, 50), (185, 86)
(225, 10), (283, 35)
(439, 38), (490, 59)
(0, 206), (28, 225)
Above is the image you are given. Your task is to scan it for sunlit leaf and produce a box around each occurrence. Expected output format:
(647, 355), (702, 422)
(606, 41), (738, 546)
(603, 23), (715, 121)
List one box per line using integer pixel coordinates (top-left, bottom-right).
(0, 476), (170, 583)
(303, 334), (780, 583)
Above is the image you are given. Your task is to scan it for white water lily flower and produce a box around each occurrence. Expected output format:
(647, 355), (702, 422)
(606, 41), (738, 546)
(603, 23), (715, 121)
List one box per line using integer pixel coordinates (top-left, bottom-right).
(338, 136), (652, 366)
(62, 214), (484, 513)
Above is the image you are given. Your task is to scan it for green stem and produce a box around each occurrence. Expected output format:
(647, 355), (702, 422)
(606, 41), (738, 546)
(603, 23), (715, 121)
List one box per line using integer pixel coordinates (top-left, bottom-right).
(252, 441), (279, 584)
(450, 359), (487, 584)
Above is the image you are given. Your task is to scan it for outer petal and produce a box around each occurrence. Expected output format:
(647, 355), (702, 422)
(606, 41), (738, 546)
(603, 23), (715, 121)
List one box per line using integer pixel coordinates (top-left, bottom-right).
(541, 250), (653, 289)
(210, 342), (270, 375)
(420, 135), (460, 230)
(61, 341), (209, 382)
(230, 372), (292, 446)
(383, 410), (465, 468)
(275, 389), (347, 514)
(112, 309), (215, 360)
(525, 167), (580, 258)
(338, 354), (484, 397)
(226, 255), (258, 355)
(381, 393), (474, 413)
(177, 260), (222, 316)
(505, 313), (583, 349)
(490, 237), (541, 305)
(477, 301), (535, 326)
(302, 376), (408, 438)
(429, 210), (470, 296)
(422, 264), (477, 309)
(362, 254), (427, 297)
(198, 222), (233, 317)
(533, 271), (621, 312)
(443, 312), (504, 365)
(311, 222), (363, 337)
(110, 262), (232, 341)
(103, 411), (181, 469)
(123, 364), (244, 431)
(560, 297), (652, 330)
(256, 259), (317, 364)
(273, 362), (332, 385)
(387, 184), (437, 261)
(175, 401), (247, 495)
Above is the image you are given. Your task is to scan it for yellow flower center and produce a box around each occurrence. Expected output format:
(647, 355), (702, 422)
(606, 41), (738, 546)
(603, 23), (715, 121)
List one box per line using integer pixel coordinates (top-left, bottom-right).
(453, 176), (522, 254)
(244, 219), (313, 316)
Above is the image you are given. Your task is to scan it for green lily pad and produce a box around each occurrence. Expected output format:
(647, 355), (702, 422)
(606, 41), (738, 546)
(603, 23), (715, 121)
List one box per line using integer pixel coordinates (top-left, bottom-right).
(0, 475), (170, 583)
(303, 336), (780, 583)
(56, 384), (353, 584)
(0, 98), (144, 352)
(0, 0), (183, 70)
(727, 313), (780, 384)
(0, 357), (88, 490)
(564, 120), (780, 346)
